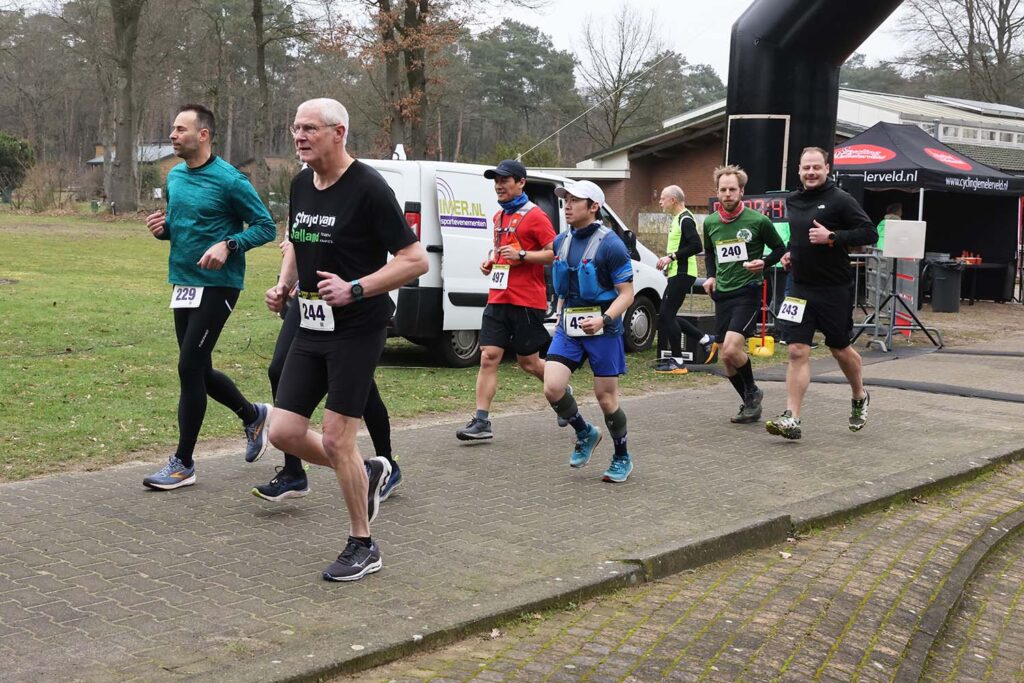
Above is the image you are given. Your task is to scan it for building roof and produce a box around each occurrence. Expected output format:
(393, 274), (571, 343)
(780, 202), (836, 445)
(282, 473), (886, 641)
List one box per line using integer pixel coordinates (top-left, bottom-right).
(87, 143), (176, 165)
(582, 89), (1024, 167)
(946, 141), (1024, 172)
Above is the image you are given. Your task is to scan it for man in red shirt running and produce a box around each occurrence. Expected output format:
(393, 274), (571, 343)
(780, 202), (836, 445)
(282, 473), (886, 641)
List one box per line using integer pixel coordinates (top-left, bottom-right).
(456, 160), (556, 441)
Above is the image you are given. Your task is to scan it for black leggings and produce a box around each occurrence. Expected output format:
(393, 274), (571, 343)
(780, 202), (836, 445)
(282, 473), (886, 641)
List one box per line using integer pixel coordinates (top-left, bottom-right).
(657, 274), (705, 357)
(173, 287), (254, 466)
(270, 299), (392, 476)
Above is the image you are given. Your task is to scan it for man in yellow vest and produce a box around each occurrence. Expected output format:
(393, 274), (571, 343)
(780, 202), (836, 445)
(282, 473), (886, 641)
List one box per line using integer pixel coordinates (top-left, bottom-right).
(654, 185), (715, 373)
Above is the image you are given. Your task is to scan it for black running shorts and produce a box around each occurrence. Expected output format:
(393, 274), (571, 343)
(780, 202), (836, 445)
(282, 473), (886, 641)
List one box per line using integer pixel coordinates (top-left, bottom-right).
(275, 328), (387, 418)
(779, 282), (854, 349)
(478, 303), (550, 356)
(713, 285), (760, 342)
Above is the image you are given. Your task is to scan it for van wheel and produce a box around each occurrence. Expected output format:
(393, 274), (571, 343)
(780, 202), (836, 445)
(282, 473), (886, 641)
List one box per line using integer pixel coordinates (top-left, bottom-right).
(623, 294), (656, 352)
(432, 330), (481, 368)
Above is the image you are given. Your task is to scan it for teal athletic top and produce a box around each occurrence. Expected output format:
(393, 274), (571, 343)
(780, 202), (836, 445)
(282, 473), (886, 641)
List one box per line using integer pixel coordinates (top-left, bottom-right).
(159, 155), (276, 289)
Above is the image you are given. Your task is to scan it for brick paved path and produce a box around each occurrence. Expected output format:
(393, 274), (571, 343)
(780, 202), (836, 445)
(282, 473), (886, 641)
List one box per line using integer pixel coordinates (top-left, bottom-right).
(1, 337), (1023, 681)
(343, 462), (1024, 683)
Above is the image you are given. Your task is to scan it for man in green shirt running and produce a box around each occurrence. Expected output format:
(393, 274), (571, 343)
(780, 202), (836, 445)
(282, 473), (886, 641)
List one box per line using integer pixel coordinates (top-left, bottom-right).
(142, 103), (277, 490)
(702, 165), (786, 424)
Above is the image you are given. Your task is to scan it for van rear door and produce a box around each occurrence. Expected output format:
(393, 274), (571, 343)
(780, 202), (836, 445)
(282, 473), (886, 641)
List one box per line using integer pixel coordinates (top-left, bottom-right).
(435, 169), (492, 330)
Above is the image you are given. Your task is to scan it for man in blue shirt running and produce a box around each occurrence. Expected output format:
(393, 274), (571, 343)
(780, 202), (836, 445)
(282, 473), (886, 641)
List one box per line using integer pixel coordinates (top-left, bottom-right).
(544, 180), (636, 483)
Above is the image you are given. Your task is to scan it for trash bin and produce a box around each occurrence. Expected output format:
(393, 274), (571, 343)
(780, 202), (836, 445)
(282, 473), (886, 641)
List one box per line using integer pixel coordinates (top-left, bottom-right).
(930, 260), (964, 313)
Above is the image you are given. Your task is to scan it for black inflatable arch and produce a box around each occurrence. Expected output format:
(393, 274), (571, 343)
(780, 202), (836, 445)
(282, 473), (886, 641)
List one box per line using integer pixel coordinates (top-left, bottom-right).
(725, 0), (904, 194)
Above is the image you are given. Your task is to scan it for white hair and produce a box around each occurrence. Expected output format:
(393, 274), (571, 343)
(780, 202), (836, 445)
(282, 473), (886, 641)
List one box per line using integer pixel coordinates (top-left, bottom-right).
(663, 185), (685, 203)
(298, 98), (350, 144)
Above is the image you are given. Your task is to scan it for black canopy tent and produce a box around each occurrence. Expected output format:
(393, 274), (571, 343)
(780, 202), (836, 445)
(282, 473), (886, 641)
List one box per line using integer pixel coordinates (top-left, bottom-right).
(833, 122), (1022, 302)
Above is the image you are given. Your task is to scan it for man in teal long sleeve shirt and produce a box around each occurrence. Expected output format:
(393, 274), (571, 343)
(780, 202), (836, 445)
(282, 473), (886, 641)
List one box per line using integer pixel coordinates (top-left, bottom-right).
(142, 103), (276, 491)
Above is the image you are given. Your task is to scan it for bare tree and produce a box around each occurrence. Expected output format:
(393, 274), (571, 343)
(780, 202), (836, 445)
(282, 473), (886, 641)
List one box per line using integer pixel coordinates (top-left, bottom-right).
(903, 0), (1024, 103)
(576, 6), (663, 149)
(108, 0), (146, 212)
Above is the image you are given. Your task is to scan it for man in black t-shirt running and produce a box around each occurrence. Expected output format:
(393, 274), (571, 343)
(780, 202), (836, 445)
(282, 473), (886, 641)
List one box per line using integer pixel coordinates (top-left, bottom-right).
(266, 98), (427, 582)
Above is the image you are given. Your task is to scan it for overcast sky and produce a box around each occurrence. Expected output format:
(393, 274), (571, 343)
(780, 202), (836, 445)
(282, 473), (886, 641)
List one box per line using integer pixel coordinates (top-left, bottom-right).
(502, 0), (907, 80)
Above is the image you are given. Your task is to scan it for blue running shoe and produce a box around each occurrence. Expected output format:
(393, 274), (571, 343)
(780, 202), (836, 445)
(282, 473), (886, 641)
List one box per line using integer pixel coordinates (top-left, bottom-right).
(379, 460), (402, 501)
(244, 403), (271, 463)
(602, 453), (634, 483)
(143, 456), (196, 490)
(570, 424), (602, 468)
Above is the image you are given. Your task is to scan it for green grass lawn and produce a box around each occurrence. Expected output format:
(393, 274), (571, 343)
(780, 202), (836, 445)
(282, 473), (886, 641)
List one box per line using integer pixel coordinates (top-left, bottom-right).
(0, 212), (791, 482)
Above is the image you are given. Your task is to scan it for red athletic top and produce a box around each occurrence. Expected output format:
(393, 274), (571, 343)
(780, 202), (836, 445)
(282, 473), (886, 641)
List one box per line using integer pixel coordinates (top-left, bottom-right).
(488, 204), (556, 310)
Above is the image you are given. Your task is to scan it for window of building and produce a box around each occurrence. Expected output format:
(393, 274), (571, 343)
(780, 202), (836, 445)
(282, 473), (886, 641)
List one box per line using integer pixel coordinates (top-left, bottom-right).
(1000, 132), (1014, 142)
(982, 130), (997, 141)
(962, 128), (979, 139)
(942, 126), (960, 137)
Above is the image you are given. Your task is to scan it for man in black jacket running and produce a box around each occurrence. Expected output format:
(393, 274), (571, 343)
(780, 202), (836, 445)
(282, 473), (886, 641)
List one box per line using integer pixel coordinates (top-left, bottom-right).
(766, 147), (877, 441)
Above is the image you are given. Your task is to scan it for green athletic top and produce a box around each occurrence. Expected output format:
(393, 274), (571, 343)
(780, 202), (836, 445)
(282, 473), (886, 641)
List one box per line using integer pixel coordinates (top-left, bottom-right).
(158, 155), (276, 289)
(665, 209), (700, 278)
(702, 207), (785, 293)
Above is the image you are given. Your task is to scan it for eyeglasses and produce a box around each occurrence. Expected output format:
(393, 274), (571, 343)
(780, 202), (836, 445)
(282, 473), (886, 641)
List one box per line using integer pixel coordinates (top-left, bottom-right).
(288, 123), (334, 137)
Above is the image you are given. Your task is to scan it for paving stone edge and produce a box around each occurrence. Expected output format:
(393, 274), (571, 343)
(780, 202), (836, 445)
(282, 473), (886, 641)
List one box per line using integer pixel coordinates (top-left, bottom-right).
(892, 504), (1024, 682)
(203, 444), (1024, 683)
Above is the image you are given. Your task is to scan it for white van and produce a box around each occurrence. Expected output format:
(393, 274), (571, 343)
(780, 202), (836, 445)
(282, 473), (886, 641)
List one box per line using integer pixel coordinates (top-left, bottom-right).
(363, 160), (668, 367)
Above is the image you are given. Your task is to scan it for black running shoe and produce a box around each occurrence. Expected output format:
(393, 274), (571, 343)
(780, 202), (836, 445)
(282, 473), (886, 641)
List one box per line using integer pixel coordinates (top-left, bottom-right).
(322, 537), (382, 582)
(251, 467), (309, 502)
(456, 416), (493, 440)
(366, 456), (390, 524)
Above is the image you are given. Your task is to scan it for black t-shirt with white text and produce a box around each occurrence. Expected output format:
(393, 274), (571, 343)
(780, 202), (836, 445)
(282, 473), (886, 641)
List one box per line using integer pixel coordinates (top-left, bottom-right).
(288, 160), (417, 338)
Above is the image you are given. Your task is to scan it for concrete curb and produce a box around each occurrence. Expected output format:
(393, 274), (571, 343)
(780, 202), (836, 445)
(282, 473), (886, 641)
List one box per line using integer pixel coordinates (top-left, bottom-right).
(624, 515), (793, 581)
(205, 562), (645, 683)
(789, 445), (1024, 531)
(219, 445), (1024, 682)
(893, 504), (1024, 682)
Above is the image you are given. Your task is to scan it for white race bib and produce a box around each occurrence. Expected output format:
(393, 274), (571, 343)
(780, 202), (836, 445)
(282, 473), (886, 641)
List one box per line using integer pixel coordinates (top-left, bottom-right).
(564, 306), (603, 337)
(298, 295), (335, 332)
(778, 297), (807, 323)
(489, 264), (510, 290)
(717, 239), (748, 263)
(169, 285), (203, 309)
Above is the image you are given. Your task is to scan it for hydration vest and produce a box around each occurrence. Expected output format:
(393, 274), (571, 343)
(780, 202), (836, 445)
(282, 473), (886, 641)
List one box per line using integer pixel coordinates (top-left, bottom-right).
(492, 201), (537, 258)
(552, 226), (617, 303)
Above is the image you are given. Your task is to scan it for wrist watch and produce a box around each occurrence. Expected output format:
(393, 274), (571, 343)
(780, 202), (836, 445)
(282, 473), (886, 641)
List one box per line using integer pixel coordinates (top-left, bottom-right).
(601, 313), (613, 327)
(518, 249), (527, 262)
(350, 279), (364, 301)
(225, 238), (239, 253)
(827, 231), (837, 243)
(667, 254), (676, 262)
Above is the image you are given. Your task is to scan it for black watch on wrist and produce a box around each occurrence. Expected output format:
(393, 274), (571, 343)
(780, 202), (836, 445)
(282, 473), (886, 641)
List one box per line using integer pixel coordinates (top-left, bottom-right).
(518, 249), (527, 262)
(350, 279), (364, 301)
(827, 231), (837, 243)
(601, 313), (613, 328)
(225, 238), (239, 253)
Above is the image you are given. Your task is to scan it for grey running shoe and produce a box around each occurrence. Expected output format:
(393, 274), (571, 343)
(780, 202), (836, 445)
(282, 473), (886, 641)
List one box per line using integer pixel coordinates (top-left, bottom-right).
(244, 403), (271, 463)
(731, 388), (763, 424)
(366, 457), (391, 524)
(654, 358), (688, 375)
(322, 537), (382, 582)
(456, 416), (493, 440)
(849, 392), (870, 432)
(766, 410), (802, 440)
(143, 456), (196, 490)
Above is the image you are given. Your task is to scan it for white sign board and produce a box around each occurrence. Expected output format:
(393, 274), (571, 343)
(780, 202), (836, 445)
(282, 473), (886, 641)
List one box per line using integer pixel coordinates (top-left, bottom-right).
(882, 220), (927, 260)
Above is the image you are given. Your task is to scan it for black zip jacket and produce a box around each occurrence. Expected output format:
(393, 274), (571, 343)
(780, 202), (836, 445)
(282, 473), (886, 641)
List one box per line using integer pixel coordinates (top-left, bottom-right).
(786, 179), (878, 287)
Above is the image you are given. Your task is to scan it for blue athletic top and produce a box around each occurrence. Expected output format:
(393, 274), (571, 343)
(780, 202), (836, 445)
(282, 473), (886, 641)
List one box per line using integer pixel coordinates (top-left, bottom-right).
(552, 222), (633, 335)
